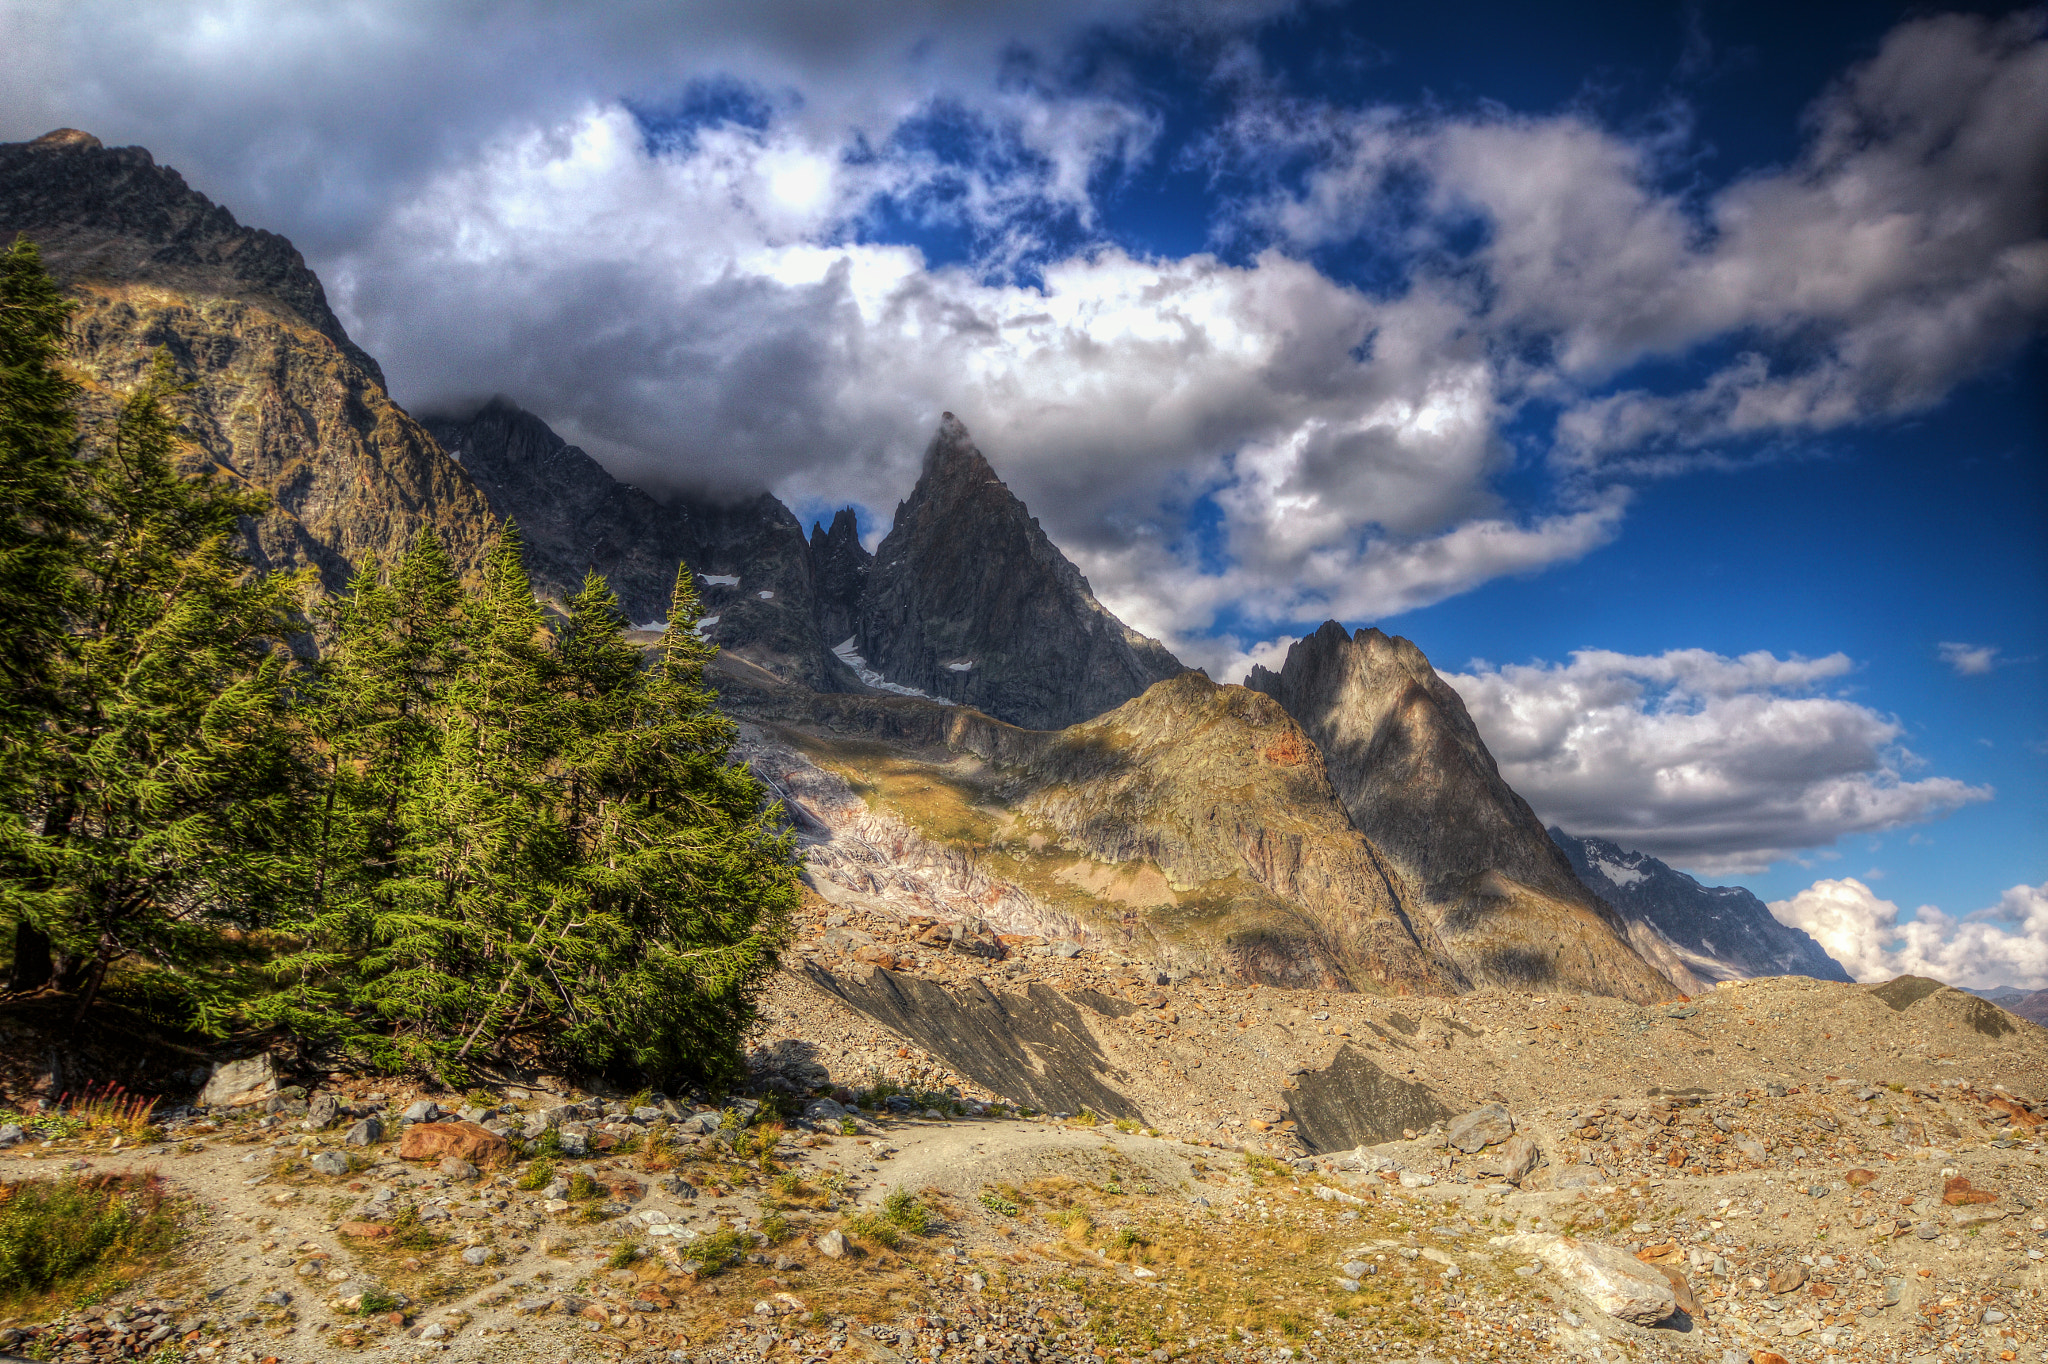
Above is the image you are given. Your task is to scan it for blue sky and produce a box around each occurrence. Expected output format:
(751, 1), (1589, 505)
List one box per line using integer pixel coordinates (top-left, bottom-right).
(5, 0), (2044, 984)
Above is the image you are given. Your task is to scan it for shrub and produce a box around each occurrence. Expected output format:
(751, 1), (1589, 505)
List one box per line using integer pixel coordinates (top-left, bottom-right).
(760, 1211), (792, 1243)
(689, 1227), (743, 1272)
(516, 1159), (555, 1192)
(605, 1241), (641, 1270)
(880, 1187), (931, 1235)
(978, 1189), (1020, 1218)
(0, 1174), (181, 1311)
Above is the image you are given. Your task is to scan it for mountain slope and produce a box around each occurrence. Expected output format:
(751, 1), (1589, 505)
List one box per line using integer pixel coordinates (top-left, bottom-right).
(1550, 829), (1854, 988)
(855, 415), (1186, 729)
(1246, 621), (1675, 1003)
(0, 130), (499, 587)
(424, 399), (848, 689)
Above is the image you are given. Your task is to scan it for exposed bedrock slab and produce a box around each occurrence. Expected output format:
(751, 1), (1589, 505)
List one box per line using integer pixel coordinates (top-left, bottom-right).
(804, 965), (1143, 1120)
(1282, 1042), (1454, 1153)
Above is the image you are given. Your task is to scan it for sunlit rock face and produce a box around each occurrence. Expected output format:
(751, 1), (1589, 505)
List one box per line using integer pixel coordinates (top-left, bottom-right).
(0, 129), (500, 588)
(854, 413), (1185, 730)
(1247, 622), (1677, 1004)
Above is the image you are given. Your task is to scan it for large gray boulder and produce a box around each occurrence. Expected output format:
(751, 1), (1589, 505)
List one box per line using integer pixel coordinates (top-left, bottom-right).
(1496, 1234), (1675, 1325)
(1448, 1103), (1515, 1153)
(199, 1055), (279, 1108)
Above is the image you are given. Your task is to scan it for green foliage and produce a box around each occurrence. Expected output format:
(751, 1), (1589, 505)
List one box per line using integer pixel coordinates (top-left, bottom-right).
(880, 1187), (932, 1235)
(688, 1226), (743, 1272)
(759, 1210), (791, 1243)
(0, 1173), (181, 1312)
(978, 1189), (1020, 1218)
(605, 1241), (641, 1270)
(515, 1159), (555, 1192)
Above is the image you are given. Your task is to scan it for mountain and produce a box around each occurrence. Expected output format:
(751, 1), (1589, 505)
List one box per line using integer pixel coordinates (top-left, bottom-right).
(424, 399), (849, 690)
(0, 130), (499, 587)
(1246, 622), (1675, 1003)
(853, 415), (1187, 730)
(809, 509), (871, 648)
(1963, 985), (2048, 1026)
(1549, 829), (1854, 989)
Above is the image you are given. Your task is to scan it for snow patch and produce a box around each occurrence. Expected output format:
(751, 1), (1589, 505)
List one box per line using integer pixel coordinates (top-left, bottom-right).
(757, 589), (775, 599)
(638, 620), (667, 632)
(1592, 856), (1647, 888)
(693, 614), (721, 637)
(946, 661), (975, 672)
(699, 573), (739, 586)
(832, 637), (954, 705)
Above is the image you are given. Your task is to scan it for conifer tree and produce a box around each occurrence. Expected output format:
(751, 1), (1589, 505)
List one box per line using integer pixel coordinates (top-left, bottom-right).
(0, 238), (94, 991)
(7, 351), (315, 1025)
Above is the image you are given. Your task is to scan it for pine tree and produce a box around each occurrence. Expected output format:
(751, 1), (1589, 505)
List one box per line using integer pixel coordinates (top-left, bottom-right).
(0, 237), (94, 991)
(6, 351), (316, 1026)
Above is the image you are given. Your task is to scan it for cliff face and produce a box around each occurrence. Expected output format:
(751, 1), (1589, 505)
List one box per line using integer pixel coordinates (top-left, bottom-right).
(854, 415), (1186, 729)
(809, 509), (871, 649)
(1550, 830), (1855, 987)
(0, 130), (501, 588)
(1246, 622), (1675, 1004)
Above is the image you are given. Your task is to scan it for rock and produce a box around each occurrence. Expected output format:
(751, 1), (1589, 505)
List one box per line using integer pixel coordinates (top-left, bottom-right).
(556, 1128), (591, 1157)
(816, 1230), (848, 1259)
(439, 1156), (480, 1182)
(1448, 1103), (1515, 1153)
(1914, 1222), (1940, 1240)
(399, 1121), (511, 1166)
(1768, 1264), (1807, 1293)
(1950, 1205), (2006, 1228)
(1941, 1176), (1996, 1205)
(199, 1054), (279, 1108)
(310, 1151), (350, 1177)
(1334, 1277), (1361, 1292)
(344, 1116), (383, 1146)
(1498, 1234), (1676, 1326)
(1845, 1168), (1878, 1187)
(1639, 1260), (1701, 1317)
(0, 1123), (24, 1147)
(1476, 1134), (1541, 1183)
(460, 1246), (495, 1266)
(1050, 940), (1083, 959)
(401, 1100), (439, 1123)
(1340, 1261), (1373, 1279)
(340, 1222), (391, 1239)
(1735, 1138), (1768, 1162)
(308, 1093), (341, 1128)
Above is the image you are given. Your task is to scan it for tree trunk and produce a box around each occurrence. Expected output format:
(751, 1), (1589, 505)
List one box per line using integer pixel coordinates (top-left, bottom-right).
(69, 933), (115, 1025)
(5, 920), (54, 992)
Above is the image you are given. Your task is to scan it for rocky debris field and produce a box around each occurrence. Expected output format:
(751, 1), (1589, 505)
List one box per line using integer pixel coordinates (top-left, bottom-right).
(1, 1057), (2043, 1364)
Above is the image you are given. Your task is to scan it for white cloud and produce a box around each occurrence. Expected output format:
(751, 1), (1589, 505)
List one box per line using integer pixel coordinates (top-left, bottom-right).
(1938, 642), (2000, 677)
(1445, 648), (1993, 876)
(3, 2), (2043, 660)
(1234, 12), (2048, 478)
(1769, 876), (2048, 991)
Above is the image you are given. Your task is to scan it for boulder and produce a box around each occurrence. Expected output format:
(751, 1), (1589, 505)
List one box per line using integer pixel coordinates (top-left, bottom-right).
(308, 1093), (341, 1128)
(1941, 1176), (1996, 1206)
(199, 1054), (280, 1108)
(1476, 1135), (1541, 1184)
(399, 1120), (512, 1167)
(309, 1151), (350, 1177)
(1496, 1234), (1675, 1326)
(816, 1229), (847, 1259)
(401, 1100), (439, 1123)
(0, 1123), (24, 1148)
(439, 1156), (481, 1182)
(1448, 1103), (1514, 1153)
(1768, 1264), (1807, 1293)
(343, 1116), (383, 1146)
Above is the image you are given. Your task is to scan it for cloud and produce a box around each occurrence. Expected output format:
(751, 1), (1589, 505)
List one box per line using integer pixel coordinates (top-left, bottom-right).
(1938, 642), (2001, 676)
(1232, 11), (2048, 478)
(1445, 648), (1994, 875)
(1768, 877), (2048, 990)
(4, 2), (2043, 661)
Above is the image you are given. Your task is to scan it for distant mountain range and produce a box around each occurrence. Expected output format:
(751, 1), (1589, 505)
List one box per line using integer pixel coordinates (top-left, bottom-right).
(1962, 985), (2048, 1026)
(1, 126), (1945, 1010)
(1548, 830), (1853, 991)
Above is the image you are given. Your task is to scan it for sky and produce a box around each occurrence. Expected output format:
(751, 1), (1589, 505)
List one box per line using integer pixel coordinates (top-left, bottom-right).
(4, 0), (2045, 987)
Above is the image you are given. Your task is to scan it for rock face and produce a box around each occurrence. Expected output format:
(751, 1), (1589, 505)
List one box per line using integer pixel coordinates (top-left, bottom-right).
(0, 130), (500, 589)
(854, 415), (1185, 729)
(1550, 829), (1853, 987)
(809, 509), (871, 649)
(1246, 622), (1674, 1003)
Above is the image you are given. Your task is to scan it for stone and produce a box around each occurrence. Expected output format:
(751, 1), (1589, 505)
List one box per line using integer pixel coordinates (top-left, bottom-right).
(556, 1128), (591, 1157)
(343, 1116), (382, 1146)
(399, 1121), (511, 1167)
(460, 1246), (495, 1266)
(1498, 1234), (1676, 1326)
(199, 1054), (279, 1108)
(1845, 1168), (1878, 1187)
(1949, 1205), (2005, 1228)
(1340, 1261), (1372, 1278)
(1768, 1264), (1807, 1293)
(1940, 1176), (1995, 1205)
(0, 1123), (24, 1147)
(1448, 1103), (1515, 1153)
(339, 1222), (391, 1239)
(308, 1094), (341, 1128)
(309, 1151), (350, 1177)
(1735, 1138), (1768, 1162)
(401, 1100), (439, 1123)
(816, 1230), (848, 1259)
(1476, 1134), (1541, 1183)
(439, 1156), (480, 1182)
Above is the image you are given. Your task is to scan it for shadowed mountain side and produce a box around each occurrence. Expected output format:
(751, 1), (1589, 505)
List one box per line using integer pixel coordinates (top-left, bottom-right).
(0, 130), (500, 588)
(1247, 622), (1674, 1004)
(1550, 829), (1854, 988)
(809, 508), (871, 648)
(855, 414), (1185, 729)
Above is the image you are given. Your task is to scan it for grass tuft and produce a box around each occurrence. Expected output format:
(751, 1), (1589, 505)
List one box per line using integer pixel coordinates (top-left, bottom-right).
(0, 1174), (182, 1313)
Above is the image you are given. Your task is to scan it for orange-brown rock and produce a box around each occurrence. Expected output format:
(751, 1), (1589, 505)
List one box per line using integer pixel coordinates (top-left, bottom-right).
(1942, 1176), (1996, 1206)
(1846, 1169), (1878, 1186)
(398, 1121), (511, 1167)
(339, 1221), (391, 1239)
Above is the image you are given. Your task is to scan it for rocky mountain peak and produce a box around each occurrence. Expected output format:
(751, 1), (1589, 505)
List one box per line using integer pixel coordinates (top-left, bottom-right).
(0, 129), (385, 387)
(809, 509), (872, 649)
(853, 416), (1185, 730)
(1247, 621), (1675, 1003)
